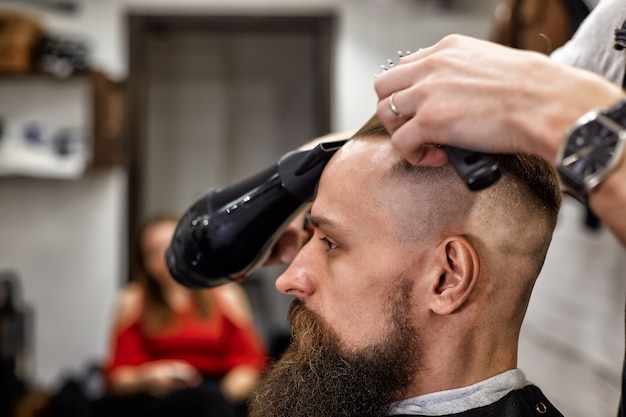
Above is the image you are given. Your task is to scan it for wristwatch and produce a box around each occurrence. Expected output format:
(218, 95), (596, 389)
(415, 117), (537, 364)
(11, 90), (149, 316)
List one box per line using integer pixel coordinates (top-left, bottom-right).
(555, 98), (626, 202)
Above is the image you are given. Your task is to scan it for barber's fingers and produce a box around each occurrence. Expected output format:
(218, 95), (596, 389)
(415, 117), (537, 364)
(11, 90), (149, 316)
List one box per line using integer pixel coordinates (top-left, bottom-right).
(375, 85), (435, 166)
(375, 47), (431, 99)
(375, 70), (416, 131)
(375, 50), (435, 135)
(390, 114), (449, 167)
(376, 91), (412, 134)
(275, 227), (311, 264)
(264, 208), (312, 266)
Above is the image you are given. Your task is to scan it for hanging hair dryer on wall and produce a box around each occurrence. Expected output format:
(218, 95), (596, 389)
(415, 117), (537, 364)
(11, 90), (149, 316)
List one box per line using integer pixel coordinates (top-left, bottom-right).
(166, 140), (500, 289)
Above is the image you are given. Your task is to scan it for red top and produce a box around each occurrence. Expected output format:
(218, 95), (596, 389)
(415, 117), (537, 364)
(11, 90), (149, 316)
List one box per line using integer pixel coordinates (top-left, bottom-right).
(105, 300), (268, 379)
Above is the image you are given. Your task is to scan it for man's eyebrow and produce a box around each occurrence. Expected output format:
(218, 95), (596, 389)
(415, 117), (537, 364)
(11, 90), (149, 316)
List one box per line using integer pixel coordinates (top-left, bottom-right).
(309, 214), (352, 236)
(310, 215), (358, 238)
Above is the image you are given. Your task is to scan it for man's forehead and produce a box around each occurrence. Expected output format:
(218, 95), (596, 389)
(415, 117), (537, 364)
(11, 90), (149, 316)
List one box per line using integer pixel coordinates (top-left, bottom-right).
(312, 139), (401, 235)
(331, 137), (396, 164)
(321, 138), (397, 188)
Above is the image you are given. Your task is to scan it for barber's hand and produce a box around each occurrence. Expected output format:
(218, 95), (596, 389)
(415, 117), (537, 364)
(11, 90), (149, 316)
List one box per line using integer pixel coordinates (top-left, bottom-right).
(264, 206), (312, 266)
(139, 360), (201, 397)
(374, 34), (623, 165)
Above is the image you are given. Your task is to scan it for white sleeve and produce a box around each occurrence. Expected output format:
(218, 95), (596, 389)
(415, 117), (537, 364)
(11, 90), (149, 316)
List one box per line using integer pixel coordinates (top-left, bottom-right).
(550, 0), (626, 86)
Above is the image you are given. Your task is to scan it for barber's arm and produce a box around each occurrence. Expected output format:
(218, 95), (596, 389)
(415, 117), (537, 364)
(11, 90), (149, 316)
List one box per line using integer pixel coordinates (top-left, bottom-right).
(374, 34), (626, 246)
(589, 150), (626, 245)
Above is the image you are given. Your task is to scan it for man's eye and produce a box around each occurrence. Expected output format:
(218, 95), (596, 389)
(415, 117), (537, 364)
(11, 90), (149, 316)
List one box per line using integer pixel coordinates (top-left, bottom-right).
(320, 237), (338, 251)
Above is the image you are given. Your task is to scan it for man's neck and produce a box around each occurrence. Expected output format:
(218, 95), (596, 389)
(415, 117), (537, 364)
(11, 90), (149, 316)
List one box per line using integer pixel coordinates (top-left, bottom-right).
(403, 317), (519, 397)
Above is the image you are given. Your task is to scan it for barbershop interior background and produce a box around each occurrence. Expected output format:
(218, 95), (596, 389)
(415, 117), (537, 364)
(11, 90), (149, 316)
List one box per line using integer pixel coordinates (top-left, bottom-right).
(0, 0), (624, 416)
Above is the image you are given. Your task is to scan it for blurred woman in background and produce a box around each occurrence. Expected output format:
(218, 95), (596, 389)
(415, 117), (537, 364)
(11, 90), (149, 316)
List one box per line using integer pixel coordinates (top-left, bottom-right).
(103, 214), (268, 417)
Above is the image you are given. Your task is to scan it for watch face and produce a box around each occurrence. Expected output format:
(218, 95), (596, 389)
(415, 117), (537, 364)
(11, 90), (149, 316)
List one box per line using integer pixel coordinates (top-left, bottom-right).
(560, 119), (619, 183)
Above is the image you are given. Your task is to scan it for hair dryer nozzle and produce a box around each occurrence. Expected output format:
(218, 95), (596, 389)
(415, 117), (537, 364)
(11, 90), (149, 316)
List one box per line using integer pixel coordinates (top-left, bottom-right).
(166, 139), (347, 288)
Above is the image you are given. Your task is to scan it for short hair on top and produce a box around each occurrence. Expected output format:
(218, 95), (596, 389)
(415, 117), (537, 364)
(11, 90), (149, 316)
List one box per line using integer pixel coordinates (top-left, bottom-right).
(352, 114), (562, 229)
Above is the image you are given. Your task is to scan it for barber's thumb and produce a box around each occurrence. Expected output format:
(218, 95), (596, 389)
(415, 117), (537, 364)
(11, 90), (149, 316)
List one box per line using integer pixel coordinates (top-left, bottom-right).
(418, 145), (448, 167)
(395, 142), (448, 167)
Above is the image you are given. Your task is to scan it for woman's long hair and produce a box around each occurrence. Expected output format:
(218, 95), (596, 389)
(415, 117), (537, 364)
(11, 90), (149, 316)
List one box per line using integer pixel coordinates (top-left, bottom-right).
(135, 213), (213, 334)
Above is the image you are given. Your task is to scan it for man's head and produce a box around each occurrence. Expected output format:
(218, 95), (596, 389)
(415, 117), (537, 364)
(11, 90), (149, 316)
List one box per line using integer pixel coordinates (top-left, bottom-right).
(250, 116), (561, 417)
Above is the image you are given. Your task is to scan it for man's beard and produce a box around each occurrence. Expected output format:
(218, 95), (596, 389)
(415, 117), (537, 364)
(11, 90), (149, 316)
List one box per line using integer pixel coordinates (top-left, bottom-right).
(249, 279), (419, 417)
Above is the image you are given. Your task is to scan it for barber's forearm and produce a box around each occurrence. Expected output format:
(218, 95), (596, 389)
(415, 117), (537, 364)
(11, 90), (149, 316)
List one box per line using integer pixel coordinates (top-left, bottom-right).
(588, 150), (626, 246)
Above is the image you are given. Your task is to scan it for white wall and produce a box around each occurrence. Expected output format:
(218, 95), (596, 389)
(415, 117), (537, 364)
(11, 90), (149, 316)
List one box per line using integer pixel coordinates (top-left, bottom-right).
(0, 170), (126, 385)
(1, 1), (624, 417)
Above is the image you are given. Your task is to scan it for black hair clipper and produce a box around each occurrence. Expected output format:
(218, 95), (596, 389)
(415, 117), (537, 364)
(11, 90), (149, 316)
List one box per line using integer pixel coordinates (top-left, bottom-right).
(444, 145), (501, 191)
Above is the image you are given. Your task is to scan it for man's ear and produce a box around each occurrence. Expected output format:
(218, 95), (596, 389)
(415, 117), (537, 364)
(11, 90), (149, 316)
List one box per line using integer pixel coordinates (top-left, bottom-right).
(428, 236), (479, 315)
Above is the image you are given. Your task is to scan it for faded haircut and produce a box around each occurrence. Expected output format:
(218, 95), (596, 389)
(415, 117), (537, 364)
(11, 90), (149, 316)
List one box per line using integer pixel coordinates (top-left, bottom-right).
(352, 114), (562, 230)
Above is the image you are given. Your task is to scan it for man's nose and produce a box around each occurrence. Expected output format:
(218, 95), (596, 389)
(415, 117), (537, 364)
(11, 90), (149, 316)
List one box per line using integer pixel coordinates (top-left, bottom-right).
(274, 248), (315, 300)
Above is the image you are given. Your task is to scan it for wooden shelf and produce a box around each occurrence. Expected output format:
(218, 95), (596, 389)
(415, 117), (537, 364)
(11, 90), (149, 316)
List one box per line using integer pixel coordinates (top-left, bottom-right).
(0, 70), (125, 178)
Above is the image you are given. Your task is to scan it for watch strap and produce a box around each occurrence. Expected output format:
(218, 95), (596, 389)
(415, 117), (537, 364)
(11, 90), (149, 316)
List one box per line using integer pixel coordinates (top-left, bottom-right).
(604, 96), (626, 124)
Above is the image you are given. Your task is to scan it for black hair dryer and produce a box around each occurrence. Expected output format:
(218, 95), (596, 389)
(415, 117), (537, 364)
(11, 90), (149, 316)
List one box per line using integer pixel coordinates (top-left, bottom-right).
(166, 140), (347, 289)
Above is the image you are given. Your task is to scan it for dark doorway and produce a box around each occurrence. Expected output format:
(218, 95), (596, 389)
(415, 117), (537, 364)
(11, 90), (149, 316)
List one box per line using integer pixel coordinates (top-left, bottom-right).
(125, 13), (334, 346)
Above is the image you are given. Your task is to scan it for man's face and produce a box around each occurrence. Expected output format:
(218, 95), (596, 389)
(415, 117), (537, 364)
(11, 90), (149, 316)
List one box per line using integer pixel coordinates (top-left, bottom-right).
(276, 139), (431, 350)
(249, 139), (431, 417)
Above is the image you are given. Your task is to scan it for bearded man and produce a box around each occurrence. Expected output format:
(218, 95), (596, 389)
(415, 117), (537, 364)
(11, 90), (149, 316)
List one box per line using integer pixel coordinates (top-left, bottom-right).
(249, 115), (564, 417)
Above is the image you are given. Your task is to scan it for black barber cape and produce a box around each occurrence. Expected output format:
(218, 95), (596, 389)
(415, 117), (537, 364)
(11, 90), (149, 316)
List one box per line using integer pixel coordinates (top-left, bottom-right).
(391, 385), (563, 417)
